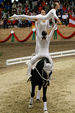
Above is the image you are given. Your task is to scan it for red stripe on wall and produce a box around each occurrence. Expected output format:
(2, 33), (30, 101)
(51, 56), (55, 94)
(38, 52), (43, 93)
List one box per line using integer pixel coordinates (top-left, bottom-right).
(69, 23), (75, 27)
(69, 15), (75, 21)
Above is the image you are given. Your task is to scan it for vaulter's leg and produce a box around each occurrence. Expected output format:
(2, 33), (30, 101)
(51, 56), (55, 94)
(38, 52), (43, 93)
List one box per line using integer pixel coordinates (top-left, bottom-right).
(27, 54), (43, 81)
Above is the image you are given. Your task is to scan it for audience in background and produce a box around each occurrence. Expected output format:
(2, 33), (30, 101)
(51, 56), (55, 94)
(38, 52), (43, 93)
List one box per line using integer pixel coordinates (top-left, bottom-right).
(0, 0), (75, 28)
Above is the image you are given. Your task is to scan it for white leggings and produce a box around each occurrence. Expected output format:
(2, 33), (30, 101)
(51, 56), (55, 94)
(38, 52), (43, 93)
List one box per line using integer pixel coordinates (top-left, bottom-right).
(27, 53), (53, 75)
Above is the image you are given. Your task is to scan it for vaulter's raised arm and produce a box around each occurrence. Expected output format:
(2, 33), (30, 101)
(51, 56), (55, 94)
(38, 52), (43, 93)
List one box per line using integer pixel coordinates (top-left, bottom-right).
(48, 24), (57, 41)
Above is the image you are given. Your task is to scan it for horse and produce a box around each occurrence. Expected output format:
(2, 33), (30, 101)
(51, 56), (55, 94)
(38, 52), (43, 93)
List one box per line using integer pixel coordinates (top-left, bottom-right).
(29, 57), (52, 113)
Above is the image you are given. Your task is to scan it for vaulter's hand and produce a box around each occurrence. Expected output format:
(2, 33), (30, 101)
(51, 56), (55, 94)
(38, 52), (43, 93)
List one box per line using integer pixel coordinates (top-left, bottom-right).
(57, 19), (61, 24)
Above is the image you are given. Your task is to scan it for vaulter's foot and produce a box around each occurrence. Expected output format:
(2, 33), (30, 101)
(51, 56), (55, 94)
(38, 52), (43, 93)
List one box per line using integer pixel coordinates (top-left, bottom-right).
(27, 74), (32, 82)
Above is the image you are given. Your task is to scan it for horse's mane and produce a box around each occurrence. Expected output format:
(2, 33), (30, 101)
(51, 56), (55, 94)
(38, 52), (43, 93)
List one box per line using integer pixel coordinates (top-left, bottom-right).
(36, 57), (49, 70)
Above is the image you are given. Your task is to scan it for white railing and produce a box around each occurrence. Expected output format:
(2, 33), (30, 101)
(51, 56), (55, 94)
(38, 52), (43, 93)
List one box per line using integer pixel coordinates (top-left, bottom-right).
(6, 49), (75, 66)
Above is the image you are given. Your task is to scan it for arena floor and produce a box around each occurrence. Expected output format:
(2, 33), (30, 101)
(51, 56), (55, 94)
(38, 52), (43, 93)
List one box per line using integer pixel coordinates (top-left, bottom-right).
(0, 26), (75, 113)
(0, 56), (75, 113)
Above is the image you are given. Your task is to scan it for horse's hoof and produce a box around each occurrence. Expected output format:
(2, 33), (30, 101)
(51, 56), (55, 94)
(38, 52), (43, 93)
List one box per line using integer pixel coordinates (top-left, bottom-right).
(44, 111), (48, 113)
(28, 104), (33, 109)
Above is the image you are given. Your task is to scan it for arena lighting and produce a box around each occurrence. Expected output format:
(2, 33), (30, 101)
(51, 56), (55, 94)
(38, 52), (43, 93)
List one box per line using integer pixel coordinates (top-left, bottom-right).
(12, 0), (18, 3)
(6, 49), (75, 66)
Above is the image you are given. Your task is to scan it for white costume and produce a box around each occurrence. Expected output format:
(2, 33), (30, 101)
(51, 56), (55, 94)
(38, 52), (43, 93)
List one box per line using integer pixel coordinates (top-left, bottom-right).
(12, 9), (58, 76)
(12, 9), (58, 21)
(35, 14), (51, 54)
(27, 24), (56, 76)
(25, 15), (54, 76)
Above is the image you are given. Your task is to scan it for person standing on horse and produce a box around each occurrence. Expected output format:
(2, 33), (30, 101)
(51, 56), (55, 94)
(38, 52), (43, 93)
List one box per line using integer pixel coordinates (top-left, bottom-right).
(11, 1), (61, 80)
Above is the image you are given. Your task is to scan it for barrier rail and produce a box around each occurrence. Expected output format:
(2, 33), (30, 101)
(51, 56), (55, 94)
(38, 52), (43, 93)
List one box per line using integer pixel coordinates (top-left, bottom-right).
(6, 49), (75, 66)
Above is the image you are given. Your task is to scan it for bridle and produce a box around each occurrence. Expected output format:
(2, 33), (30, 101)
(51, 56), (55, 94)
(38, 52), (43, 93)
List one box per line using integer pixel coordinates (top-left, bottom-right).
(35, 67), (51, 82)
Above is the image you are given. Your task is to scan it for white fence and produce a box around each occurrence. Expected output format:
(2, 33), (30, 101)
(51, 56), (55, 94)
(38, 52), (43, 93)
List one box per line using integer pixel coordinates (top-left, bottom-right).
(6, 49), (75, 66)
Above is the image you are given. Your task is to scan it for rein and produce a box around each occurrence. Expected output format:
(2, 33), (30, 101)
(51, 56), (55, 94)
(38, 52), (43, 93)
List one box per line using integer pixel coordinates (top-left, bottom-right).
(35, 67), (51, 82)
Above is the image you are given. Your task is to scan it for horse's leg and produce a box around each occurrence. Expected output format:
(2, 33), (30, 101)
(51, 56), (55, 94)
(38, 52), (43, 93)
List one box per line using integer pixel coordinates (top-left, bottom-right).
(43, 86), (48, 113)
(29, 84), (35, 108)
(36, 85), (41, 100)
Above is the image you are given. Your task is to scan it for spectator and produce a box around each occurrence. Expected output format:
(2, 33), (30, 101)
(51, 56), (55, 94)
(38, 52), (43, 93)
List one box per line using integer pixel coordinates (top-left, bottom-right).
(62, 4), (67, 12)
(7, 11), (10, 19)
(2, 8), (7, 19)
(26, 10), (32, 27)
(0, 19), (3, 28)
(67, 7), (72, 15)
(58, 12), (62, 20)
(0, 8), (2, 19)
(32, 0), (37, 9)
(38, 4), (42, 13)
(3, 17), (8, 29)
(45, 2), (50, 13)
(42, 0), (46, 8)
(17, 2), (22, 15)
(37, 0), (41, 6)
(12, 0), (17, 14)
(18, 19), (22, 27)
(25, 3), (29, 14)
(5, 2), (11, 13)
(72, 10), (75, 17)
(62, 11), (69, 25)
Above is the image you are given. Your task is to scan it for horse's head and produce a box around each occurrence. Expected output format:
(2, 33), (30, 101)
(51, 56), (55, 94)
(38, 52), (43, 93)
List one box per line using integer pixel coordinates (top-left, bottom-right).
(43, 60), (52, 75)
